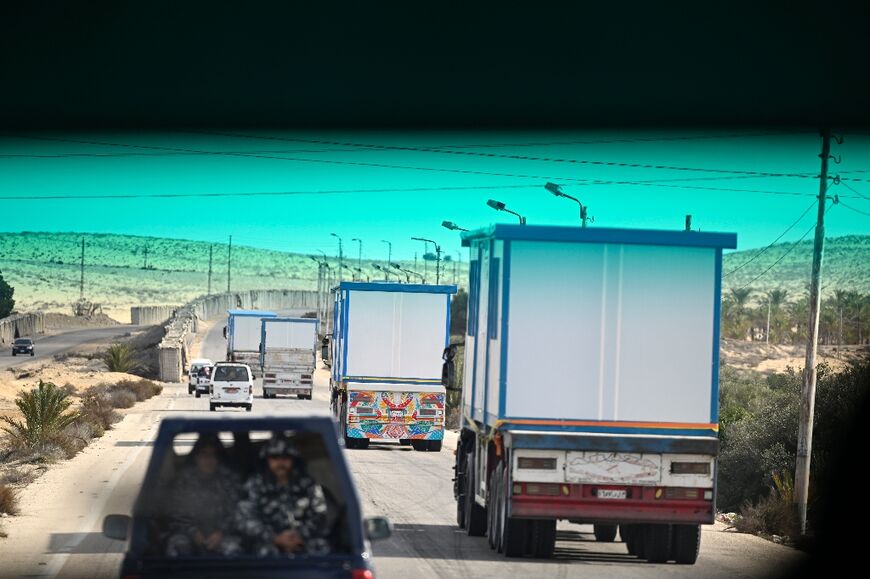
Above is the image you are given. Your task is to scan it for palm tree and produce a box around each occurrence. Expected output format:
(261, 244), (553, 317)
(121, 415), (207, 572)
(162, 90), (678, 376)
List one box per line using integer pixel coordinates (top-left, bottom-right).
(729, 287), (753, 340)
(832, 289), (849, 346)
(761, 288), (788, 344)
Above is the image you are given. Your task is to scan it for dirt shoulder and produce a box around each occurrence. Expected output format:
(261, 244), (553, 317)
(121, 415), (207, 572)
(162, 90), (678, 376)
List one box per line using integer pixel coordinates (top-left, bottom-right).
(720, 338), (870, 375)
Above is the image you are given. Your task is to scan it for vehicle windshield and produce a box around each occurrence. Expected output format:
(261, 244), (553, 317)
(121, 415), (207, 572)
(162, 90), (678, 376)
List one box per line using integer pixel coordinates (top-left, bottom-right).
(134, 429), (351, 559)
(14, 339), (32, 345)
(213, 366), (249, 382)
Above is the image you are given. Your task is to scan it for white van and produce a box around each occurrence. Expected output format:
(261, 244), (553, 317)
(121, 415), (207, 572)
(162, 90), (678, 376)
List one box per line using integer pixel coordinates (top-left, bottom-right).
(187, 358), (214, 395)
(209, 362), (253, 412)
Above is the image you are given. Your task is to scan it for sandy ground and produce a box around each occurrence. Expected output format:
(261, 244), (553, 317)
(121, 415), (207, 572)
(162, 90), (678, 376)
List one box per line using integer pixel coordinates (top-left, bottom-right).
(0, 319), (807, 579)
(720, 338), (870, 375)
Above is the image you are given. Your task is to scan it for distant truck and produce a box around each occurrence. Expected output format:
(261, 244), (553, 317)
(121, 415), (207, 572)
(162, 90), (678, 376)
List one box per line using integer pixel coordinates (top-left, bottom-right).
(224, 309), (277, 376)
(453, 224), (736, 563)
(330, 281), (457, 451)
(260, 317), (318, 400)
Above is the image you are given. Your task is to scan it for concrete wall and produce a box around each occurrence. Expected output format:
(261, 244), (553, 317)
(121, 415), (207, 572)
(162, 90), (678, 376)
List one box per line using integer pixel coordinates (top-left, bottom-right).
(0, 313), (45, 346)
(131, 305), (180, 326)
(157, 290), (320, 383)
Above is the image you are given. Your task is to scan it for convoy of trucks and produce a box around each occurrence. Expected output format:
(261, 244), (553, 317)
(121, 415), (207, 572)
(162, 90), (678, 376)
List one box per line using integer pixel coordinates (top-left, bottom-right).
(452, 224), (735, 563)
(260, 317), (319, 399)
(224, 309), (278, 376)
(329, 281), (456, 451)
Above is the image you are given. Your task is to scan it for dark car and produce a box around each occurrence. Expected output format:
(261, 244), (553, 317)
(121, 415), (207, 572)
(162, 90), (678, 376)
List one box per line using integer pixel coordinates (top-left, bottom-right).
(102, 416), (391, 578)
(12, 338), (34, 356)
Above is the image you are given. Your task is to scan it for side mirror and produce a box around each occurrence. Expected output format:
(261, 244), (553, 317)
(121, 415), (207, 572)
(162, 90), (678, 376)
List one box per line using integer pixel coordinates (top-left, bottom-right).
(364, 516), (393, 541)
(103, 514), (131, 541)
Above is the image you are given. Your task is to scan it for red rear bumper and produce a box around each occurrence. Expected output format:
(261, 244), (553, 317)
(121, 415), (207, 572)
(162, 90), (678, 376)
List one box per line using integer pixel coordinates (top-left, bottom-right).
(511, 484), (714, 524)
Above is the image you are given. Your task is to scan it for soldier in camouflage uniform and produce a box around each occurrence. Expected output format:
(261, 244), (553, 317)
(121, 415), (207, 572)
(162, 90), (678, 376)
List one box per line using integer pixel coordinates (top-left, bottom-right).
(234, 434), (331, 556)
(163, 434), (243, 557)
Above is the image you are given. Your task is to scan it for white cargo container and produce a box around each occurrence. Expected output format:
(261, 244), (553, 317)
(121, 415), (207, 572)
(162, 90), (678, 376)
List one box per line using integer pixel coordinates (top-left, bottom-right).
(260, 317), (319, 399)
(225, 310), (277, 376)
(330, 281), (456, 451)
(453, 224), (736, 563)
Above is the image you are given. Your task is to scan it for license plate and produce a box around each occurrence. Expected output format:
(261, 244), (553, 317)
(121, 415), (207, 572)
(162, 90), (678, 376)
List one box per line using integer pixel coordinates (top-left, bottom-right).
(225, 388), (239, 394)
(597, 489), (627, 500)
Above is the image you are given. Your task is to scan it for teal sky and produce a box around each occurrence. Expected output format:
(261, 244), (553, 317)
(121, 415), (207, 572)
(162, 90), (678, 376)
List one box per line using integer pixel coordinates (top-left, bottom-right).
(0, 130), (868, 261)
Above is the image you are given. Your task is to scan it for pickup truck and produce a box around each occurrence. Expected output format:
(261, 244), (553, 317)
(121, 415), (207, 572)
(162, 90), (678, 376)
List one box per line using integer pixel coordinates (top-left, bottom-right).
(102, 416), (392, 578)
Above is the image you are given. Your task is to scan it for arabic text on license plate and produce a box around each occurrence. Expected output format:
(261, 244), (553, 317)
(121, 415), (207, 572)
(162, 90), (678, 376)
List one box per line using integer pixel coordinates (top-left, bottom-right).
(598, 489), (627, 500)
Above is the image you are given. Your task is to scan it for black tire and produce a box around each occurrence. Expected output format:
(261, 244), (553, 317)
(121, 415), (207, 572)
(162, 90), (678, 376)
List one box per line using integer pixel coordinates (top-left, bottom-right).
(195, 391), (201, 398)
(30, 351), (34, 356)
(530, 519), (556, 558)
(455, 445), (467, 528)
(622, 525), (639, 556)
(246, 404), (252, 412)
(399, 439), (412, 446)
(11, 351), (15, 357)
(671, 524), (701, 565)
(209, 403), (216, 412)
(464, 454), (487, 537)
(411, 440), (427, 452)
(503, 516), (528, 558)
(428, 440), (443, 452)
(644, 524), (672, 563)
(298, 394), (305, 399)
(487, 466), (499, 550)
(594, 523), (618, 542)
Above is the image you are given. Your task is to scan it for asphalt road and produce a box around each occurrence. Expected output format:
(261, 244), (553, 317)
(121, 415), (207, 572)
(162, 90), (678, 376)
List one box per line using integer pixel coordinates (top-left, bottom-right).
(0, 326), (144, 372)
(0, 319), (806, 579)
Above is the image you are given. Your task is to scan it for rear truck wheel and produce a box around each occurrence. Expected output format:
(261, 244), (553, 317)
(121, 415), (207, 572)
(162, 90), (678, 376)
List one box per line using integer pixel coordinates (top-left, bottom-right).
(399, 439), (412, 446)
(487, 465), (500, 550)
(644, 524), (672, 563)
(188, 385), (193, 394)
(298, 394), (305, 399)
(502, 517), (528, 558)
(671, 524), (701, 565)
(464, 453), (487, 537)
(621, 525), (639, 556)
(31, 351), (34, 356)
(411, 440), (428, 452)
(428, 440), (443, 452)
(594, 523), (618, 542)
(455, 445), (468, 528)
(209, 403), (216, 412)
(530, 519), (556, 558)
(195, 391), (201, 398)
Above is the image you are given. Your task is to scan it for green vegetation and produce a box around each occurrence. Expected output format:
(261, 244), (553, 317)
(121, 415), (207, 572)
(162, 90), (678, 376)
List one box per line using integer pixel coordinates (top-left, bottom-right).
(721, 286), (869, 345)
(0, 269), (14, 318)
(103, 343), (141, 373)
(0, 381), (79, 453)
(718, 361), (869, 539)
(0, 482), (17, 516)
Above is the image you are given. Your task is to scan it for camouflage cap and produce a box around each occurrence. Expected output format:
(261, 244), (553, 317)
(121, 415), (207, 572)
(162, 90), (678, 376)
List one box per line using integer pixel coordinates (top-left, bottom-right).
(260, 435), (301, 459)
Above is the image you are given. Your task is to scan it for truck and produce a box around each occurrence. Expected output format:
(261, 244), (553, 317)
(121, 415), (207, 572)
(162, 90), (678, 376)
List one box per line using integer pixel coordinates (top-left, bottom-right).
(225, 309), (277, 376)
(329, 281), (457, 451)
(452, 224), (736, 563)
(260, 317), (319, 400)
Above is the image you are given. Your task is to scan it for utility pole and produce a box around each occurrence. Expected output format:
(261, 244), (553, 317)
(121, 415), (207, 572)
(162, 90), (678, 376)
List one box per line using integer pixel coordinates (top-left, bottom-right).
(381, 240), (392, 281)
(207, 245), (214, 295)
(795, 128), (832, 535)
(79, 237), (85, 300)
(227, 235), (233, 293)
(352, 238), (362, 270)
(766, 299), (771, 345)
(143, 245), (149, 269)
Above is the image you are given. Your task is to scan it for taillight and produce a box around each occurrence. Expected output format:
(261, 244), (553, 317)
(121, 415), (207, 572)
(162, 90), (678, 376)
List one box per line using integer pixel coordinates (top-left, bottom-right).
(517, 457), (557, 470)
(663, 487), (702, 500)
(352, 570), (374, 579)
(670, 462), (711, 475)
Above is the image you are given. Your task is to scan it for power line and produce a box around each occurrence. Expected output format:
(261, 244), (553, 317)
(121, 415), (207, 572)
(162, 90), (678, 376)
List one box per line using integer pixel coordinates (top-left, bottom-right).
(195, 130), (826, 180)
(838, 180), (870, 202)
(0, 147), (368, 159)
(723, 199), (818, 278)
(734, 201), (836, 291)
(838, 200), (870, 218)
(428, 130), (811, 148)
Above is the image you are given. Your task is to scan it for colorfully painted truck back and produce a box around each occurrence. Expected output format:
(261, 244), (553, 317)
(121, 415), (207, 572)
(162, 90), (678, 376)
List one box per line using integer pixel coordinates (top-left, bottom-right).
(453, 224), (736, 563)
(330, 281), (457, 451)
(260, 317), (319, 399)
(226, 309), (277, 375)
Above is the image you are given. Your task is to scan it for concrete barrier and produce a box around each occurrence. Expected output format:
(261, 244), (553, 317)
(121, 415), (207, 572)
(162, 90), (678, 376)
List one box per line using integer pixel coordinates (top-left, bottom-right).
(0, 312), (45, 346)
(131, 305), (179, 326)
(157, 290), (320, 383)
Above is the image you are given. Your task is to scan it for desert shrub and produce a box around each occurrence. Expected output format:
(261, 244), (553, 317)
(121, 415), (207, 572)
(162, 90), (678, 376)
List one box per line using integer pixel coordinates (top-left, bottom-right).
(108, 389), (137, 408)
(115, 379), (162, 402)
(718, 361), (870, 534)
(735, 471), (800, 540)
(79, 391), (120, 430)
(1, 467), (38, 486)
(103, 343), (141, 373)
(59, 382), (78, 397)
(0, 381), (79, 453)
(0, 483), (18, 515)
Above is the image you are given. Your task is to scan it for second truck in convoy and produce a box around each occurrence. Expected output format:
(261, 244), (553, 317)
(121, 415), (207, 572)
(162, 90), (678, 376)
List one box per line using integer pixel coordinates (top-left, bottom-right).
(453, 224), (736, 563)
(224, 309), (277, 376)
(329, 281), (456, 451)
(260, 317), (319, 400)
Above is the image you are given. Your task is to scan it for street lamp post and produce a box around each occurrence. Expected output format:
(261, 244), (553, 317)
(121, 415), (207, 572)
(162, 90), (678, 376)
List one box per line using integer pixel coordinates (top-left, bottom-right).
(411, 236), (442, 284)
(392, 262), (424, 283)
(486, 199), (527, 225)
(441, 220), (469, 232)
(352, 238), (363, 270)
(330, 233), (344, 282)
(380, 240), (392, 281)
(544, 182), (591, 227)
